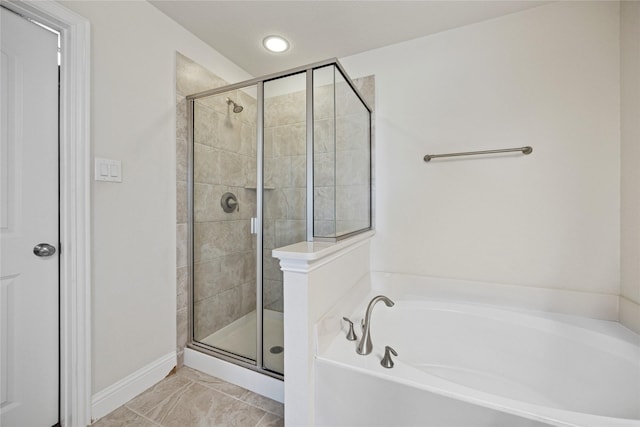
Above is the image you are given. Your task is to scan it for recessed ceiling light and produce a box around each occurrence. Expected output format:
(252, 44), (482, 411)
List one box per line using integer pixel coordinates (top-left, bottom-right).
(263, 35), (289, 53)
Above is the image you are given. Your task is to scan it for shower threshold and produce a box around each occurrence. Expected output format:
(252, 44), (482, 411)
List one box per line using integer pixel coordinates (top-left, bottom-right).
(199, 309), (284, 375)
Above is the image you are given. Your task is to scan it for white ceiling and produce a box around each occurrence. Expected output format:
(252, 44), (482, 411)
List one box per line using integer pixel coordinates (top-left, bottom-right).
(149, 0), (549, 76)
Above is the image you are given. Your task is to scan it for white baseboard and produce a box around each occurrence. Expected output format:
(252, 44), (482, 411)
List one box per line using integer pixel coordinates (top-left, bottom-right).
(91, 351), (177, 422)
(184, 348), (284, 403)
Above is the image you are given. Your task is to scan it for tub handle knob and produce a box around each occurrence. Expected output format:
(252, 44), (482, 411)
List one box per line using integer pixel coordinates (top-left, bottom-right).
(381, 346), (398, 369)
(342, 317), (358, 341)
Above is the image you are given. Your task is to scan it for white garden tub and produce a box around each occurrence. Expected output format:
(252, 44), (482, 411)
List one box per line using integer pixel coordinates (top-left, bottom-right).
(316, 297), (640, 427)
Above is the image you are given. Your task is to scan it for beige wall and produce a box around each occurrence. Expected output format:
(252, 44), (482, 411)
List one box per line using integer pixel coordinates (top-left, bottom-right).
(620, 0), (640, 333)
(342, 2), (622, 295)
(59, 1), (251, 393)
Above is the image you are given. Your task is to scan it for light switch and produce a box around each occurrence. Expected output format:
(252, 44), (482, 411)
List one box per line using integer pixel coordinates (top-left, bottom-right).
(95, 158), (122, 183)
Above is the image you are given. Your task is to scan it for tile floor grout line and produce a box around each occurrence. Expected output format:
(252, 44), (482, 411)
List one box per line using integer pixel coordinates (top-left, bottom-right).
(202, 387), (218, 425)
(93, 369), (283, 426)
(254, 411), (269, 427)
(192, 378), (283, 417)
(124, 405), (165, 427)
(197, 378), (270, 426)
(126, 379), (197, 426)
(156, 379), (198, 423)
(122, 378), (189, 415)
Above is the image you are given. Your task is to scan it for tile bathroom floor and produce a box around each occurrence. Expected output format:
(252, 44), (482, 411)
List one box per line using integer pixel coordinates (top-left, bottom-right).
(92, 367), (283, 427)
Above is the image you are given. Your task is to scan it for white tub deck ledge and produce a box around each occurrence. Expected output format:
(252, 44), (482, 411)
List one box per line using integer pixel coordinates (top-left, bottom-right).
(272, 230), (375, 427)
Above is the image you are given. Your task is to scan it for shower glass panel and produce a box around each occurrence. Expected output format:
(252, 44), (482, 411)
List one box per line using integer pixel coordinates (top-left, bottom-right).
(262, 73), (307, 375)
(191, 86), (258, 363)
(335, 70), (371, 236)
(313, 66), (337, 238)
(313, 65), (372, 239)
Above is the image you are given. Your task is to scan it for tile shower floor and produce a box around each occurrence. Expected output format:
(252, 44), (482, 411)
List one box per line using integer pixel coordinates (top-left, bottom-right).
(92, 367), (283, 427)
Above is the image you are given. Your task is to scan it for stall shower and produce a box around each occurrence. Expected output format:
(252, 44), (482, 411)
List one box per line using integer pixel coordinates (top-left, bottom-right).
(185, 59), (373, 378)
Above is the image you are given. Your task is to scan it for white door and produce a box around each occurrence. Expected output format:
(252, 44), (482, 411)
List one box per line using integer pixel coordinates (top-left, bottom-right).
(1, 7), (60, 427)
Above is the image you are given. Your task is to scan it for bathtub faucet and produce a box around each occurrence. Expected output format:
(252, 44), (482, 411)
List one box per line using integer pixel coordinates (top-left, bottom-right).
(357, 295), (395, 355)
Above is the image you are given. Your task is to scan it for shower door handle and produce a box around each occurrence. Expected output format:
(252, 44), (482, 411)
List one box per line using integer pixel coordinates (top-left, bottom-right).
(250, 217), (258, 235)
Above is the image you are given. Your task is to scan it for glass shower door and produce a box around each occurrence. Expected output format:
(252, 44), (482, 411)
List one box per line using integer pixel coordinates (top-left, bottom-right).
(191, 86), (259, 363)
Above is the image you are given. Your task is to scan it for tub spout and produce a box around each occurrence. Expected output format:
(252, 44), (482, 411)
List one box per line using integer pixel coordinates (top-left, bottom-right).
(356, 295), (394, 355)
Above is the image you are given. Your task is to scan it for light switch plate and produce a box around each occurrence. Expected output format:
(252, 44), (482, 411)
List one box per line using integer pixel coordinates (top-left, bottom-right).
(95, 158), (122, 182)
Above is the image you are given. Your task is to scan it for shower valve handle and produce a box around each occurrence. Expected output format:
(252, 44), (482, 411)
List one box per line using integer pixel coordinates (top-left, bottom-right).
(221, 192), (239, 213)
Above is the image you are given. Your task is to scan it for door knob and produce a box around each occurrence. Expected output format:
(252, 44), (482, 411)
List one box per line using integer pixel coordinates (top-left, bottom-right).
(33, 243), (56, 257)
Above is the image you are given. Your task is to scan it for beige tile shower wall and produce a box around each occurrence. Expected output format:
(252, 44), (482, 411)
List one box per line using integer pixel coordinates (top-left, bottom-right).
(355, 75), (376, 233)
(176, 53), (257, 364)
(336, 78), (373, 236)
(313, 82), (337, 237)
(192, 92), (258, 341)
(263, 90), (307, 312)
(336, 111), (371, 236)
(314, 76), (376, 237)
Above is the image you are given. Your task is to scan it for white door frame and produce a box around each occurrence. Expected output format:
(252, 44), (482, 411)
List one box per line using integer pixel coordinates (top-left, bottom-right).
(1, 1), (91, 426)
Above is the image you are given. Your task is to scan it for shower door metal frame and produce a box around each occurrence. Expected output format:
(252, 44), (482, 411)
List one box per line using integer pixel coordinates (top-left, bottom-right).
(255, 81), (265, 372)
(186, 58), (373, 380)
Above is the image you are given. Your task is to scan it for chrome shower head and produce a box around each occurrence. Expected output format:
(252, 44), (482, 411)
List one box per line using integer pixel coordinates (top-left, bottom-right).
(226, 97), (244, 113)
